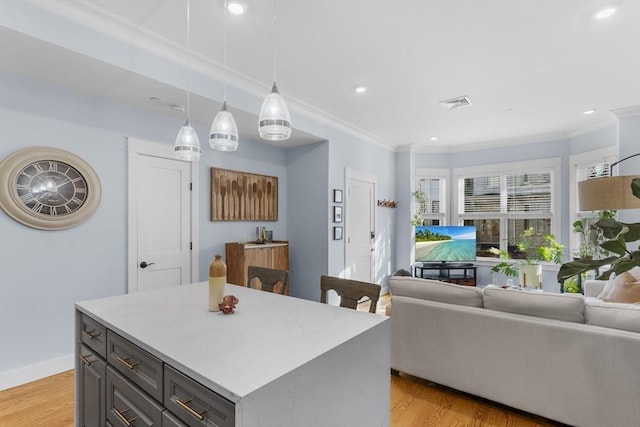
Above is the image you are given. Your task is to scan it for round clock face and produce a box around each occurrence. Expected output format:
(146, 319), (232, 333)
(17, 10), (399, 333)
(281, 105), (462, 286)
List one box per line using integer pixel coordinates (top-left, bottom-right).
(0, 147), (101, 230)
(15, 160), (88, 217)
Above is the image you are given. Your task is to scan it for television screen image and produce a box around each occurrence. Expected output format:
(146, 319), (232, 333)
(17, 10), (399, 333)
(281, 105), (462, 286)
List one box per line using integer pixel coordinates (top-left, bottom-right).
(415, 225), (477, 263)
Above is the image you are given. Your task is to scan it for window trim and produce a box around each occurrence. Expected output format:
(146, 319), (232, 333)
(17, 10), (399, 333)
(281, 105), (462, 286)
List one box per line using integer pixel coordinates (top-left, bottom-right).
(415, 168), (449, 224)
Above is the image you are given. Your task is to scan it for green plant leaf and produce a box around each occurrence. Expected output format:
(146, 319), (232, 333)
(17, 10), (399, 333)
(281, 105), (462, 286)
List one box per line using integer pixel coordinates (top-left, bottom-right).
(600, 238), (628, 256)
(556, 256), (617, 284)
(596, 218), (624, 239)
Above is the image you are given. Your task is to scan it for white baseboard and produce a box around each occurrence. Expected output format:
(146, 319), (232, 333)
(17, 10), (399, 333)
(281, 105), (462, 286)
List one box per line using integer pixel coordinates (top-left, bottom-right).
(0, 353), (74, 391)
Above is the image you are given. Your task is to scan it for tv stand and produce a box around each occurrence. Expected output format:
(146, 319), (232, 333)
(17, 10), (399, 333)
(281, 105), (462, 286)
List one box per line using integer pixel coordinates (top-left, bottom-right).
(413, 263), (477, 287)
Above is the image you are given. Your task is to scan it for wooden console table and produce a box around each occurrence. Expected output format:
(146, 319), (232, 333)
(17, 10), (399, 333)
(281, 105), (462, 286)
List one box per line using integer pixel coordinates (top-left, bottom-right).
(413, 263), (477, 286)
(225, 241), (289, 290)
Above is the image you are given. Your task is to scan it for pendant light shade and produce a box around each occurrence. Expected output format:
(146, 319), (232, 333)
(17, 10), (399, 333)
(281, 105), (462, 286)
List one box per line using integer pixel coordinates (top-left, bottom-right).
(174, 0), (200, 162)
(209, 101), (239, 152)
(259, 82), (291, 141)
(174, 119), (201, 161)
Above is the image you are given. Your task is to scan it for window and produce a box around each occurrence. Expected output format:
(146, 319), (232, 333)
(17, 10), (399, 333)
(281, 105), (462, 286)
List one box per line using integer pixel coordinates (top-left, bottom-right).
(415, 168), (447, 226)
(568, 147), (617, 257)
(455, 159), (560, 259)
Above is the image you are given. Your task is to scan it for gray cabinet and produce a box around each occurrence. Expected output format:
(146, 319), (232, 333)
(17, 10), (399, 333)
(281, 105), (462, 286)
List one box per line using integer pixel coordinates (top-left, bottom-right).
(107, 330), (163, 402)
(78, 344), (106, 427)
(80, 313), (107, 358)
(106, 366), (164, 427)
(164, 365), (234, 427)
(76, 311), (236, 427)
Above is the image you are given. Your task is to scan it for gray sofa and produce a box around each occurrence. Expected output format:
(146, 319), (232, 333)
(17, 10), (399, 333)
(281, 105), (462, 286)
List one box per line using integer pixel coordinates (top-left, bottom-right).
(390, 276), (640, 427)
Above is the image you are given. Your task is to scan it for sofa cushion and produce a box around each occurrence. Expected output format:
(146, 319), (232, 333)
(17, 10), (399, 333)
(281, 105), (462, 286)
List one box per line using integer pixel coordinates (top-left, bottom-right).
(585, 297), (640, 333)
(389, 276), (483, 307)
(603, 271), (640, 304)
(483, 286), (585, 323)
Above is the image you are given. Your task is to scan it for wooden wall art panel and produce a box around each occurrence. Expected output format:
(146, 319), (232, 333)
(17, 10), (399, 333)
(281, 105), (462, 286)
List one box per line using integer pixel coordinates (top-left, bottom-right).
(211, 168), (278, 221)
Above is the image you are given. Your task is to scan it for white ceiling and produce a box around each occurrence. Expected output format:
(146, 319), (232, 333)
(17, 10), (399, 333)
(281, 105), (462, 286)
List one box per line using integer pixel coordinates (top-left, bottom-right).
(3, 0), (640, 151)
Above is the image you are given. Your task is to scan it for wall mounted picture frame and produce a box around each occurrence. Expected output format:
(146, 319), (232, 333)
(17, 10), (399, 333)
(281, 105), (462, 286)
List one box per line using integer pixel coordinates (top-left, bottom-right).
(333, 226), (343, 240)
(333, 189), (343, 203)
(211, 168), (278, 221)
(333, 205), (343, 223)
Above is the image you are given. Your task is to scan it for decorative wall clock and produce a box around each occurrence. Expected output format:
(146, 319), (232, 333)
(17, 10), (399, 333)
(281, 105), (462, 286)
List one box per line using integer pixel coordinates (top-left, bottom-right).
(0, 147), (102, 230)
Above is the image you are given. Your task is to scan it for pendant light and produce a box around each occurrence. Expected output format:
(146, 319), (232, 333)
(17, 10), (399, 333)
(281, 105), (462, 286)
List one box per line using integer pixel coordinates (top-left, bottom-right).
(174, 0), (201, 161)
(259, 2), (291, 141)
(210, 0), (239, 151)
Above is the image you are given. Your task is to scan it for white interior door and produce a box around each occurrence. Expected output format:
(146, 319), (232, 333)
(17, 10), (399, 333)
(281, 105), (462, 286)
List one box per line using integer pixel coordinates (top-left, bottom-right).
(128, 139), (197, 293)
(345, 172), (375, 283)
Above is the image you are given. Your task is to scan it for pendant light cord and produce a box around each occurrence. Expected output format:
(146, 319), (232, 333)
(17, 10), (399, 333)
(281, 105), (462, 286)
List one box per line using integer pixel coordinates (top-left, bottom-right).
(223, 0), (228, 102)
(273, 2), (277, 83)
(186, 0), (191, 122)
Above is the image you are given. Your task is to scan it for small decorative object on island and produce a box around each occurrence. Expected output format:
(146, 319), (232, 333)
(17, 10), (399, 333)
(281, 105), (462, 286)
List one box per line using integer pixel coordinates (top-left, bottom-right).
(209, 255), (227, 312)
(490, 227), (564, 289)
(219, 295), (239, 314)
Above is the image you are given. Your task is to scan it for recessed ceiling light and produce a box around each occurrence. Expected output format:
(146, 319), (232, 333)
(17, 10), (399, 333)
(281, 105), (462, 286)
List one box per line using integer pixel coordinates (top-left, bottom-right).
(355, 86), (367, 94)
(584, 109), (596, 115)
(429, 136), (438, 141)
(149, 96), (162, 102)
(593, 7), (617, 20)
(170, 104), (185, 112)
(227, 2), (246, 15)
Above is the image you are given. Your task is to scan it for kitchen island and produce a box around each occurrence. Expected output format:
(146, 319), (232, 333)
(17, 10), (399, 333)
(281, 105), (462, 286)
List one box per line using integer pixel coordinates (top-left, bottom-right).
(75, 282), (390, 426)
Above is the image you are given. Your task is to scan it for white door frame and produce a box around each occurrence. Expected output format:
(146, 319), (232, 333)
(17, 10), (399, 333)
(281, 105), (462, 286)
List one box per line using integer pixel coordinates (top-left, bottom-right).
(127, 138), (199, 292)
(344, 168), (376, 281)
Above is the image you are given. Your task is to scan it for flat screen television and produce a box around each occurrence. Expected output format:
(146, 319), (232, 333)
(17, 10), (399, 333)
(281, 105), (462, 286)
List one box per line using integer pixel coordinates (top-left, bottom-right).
(415, 225), (477, 264)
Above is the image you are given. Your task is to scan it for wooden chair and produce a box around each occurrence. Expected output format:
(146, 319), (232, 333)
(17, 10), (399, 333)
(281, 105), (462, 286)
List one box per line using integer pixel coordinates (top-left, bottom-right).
(247, 266), (289, 295)
(320, 275), (381, 313)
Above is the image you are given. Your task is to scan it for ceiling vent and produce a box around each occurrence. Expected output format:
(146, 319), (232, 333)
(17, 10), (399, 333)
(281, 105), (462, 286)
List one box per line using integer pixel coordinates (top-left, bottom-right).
(440, 96), (473, 110)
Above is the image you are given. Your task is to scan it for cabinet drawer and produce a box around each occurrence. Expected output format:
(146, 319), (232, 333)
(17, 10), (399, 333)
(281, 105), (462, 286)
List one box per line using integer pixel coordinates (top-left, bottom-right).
(162, 411), (188, 427)
(106, 366), (163, 427)
(164, 365), (234, 427)
(79, 313), (107, 359)
(107, 330), (163, 402)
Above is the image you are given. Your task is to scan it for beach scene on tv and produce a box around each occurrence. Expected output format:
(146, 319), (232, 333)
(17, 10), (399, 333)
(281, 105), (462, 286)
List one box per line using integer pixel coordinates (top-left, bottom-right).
(415, 226), (477, 262)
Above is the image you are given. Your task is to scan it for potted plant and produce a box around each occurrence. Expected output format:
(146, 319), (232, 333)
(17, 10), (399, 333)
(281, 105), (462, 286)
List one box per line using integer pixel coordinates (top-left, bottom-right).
(490, 227), (564, 288)
(558, 178), (640, 284)
(572, 210), (616, 259)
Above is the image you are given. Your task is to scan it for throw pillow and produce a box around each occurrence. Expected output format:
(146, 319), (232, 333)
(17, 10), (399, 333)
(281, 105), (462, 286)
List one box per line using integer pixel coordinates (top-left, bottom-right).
(597, 266), (640, 300)
(604, 271), (640, 304)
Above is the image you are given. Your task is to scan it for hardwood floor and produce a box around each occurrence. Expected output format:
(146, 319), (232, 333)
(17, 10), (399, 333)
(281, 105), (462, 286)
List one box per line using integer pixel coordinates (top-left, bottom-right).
(0, 370), (561, 427)
(0, 370), (74, 427)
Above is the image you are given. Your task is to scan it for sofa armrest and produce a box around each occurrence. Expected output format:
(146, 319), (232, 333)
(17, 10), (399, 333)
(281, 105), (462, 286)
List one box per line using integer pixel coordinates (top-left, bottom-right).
(583, 279), (606, 298)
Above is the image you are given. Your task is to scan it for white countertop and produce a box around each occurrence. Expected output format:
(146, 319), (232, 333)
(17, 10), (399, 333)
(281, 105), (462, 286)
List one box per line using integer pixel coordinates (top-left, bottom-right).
(76, 282), (388, 403)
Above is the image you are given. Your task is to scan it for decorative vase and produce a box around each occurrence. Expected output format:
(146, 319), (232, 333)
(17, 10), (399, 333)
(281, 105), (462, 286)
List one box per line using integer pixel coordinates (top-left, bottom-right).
(519, 264), (542, 289)
(209, 255), (227, 312)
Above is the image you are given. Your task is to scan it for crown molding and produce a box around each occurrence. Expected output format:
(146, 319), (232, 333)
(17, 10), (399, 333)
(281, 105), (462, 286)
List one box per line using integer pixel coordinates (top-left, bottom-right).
(612, 105), (640, 118)
(566, 116), (617, 138)
(410, 130), (570, 154)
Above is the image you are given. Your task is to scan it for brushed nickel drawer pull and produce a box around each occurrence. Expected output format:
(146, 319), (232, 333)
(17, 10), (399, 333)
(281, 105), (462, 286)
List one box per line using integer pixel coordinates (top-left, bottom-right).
(82, 330), (99, 340)
(79, 354), (91, 366)
(176, 398), (206, 420)
(116, 356), (138, 370)
(113, 408), (137, 426)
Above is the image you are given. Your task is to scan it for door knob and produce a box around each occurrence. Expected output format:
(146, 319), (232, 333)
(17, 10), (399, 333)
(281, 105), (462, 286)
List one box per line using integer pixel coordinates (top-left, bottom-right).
(139, 261), (155, 269)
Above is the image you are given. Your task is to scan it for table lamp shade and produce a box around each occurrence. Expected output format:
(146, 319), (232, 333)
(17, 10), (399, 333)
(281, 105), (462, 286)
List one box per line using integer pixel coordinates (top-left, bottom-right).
(578, 175), (640, 211)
